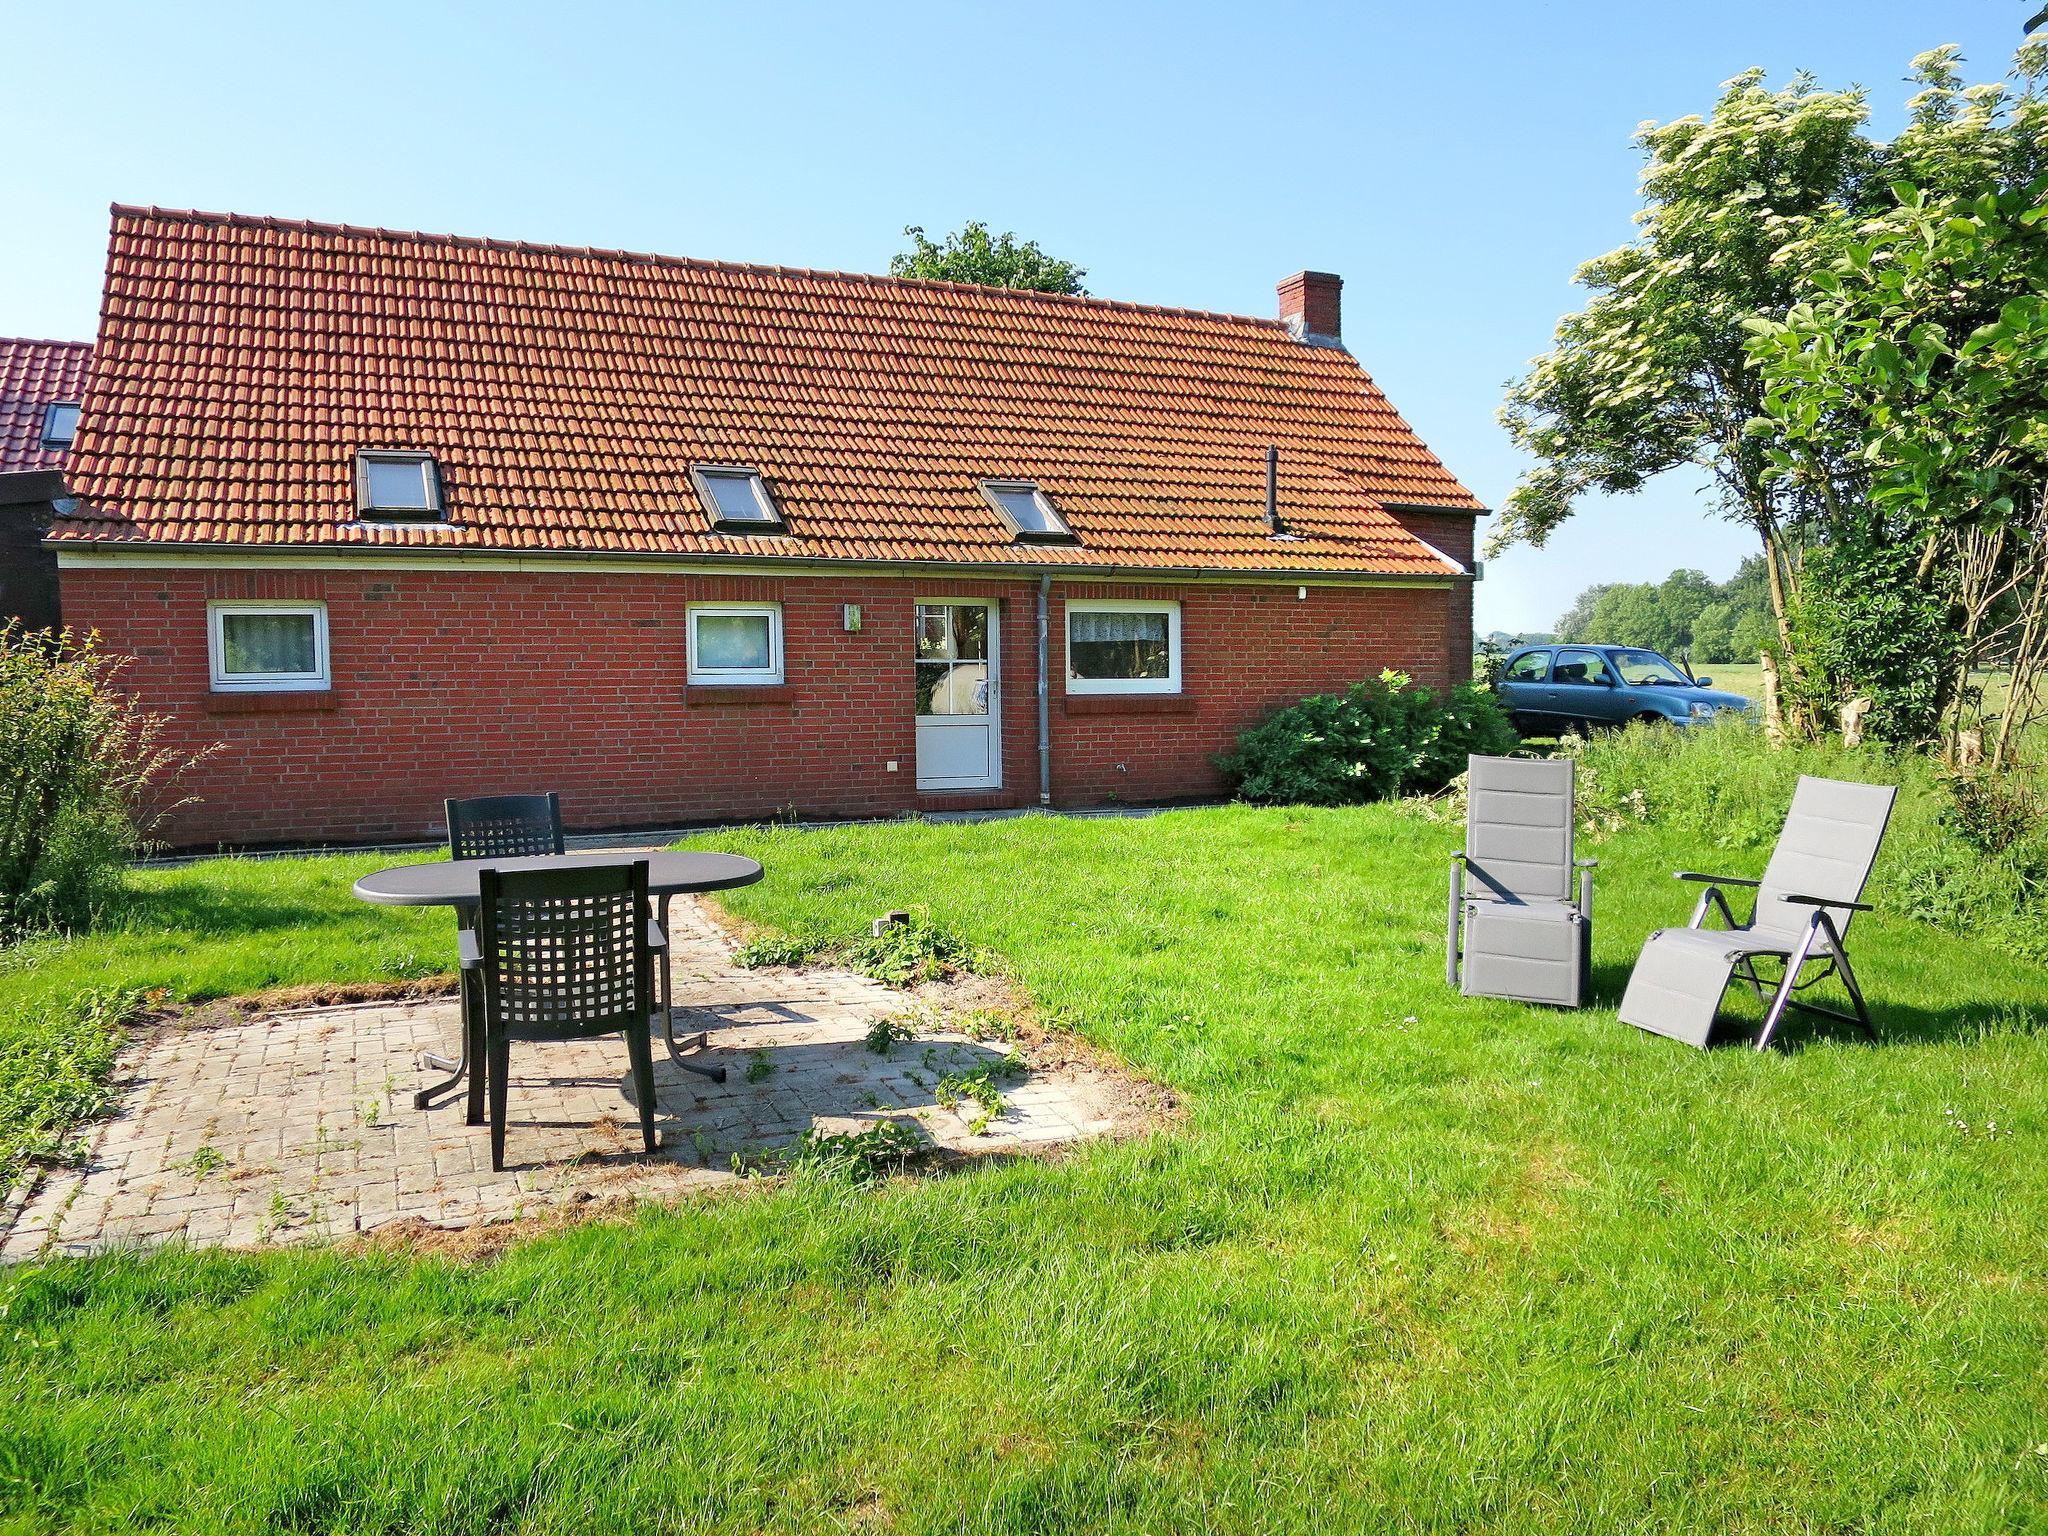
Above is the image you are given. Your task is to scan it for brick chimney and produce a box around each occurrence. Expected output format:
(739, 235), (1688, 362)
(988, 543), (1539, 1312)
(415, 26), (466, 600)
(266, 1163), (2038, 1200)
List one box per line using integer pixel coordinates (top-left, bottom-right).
(1277, 271), (1343, 347)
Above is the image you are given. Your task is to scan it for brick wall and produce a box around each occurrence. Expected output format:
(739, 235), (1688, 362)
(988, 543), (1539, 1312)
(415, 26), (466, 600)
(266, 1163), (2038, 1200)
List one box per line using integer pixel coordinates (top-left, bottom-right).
(61, 563), (1466, 847)
(1382, 509), (1478, 684)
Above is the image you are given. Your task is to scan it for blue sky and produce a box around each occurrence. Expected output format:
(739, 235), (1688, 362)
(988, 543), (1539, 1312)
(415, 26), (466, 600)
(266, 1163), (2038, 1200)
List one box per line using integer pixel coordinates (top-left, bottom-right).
(2, 0), (2021, 631)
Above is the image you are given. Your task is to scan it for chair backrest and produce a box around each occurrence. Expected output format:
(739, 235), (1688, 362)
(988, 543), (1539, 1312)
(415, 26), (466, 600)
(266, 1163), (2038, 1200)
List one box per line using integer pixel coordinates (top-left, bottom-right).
(1755, 775), (1897, 938)
(477, 859), (651, 1043)
(1463, 755), (1575, 903)
(447, 793), (563, 861)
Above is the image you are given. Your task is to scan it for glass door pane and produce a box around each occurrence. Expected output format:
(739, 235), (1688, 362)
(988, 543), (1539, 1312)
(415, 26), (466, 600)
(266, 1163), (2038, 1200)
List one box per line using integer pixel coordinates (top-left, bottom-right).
(914, 604), (992, 717)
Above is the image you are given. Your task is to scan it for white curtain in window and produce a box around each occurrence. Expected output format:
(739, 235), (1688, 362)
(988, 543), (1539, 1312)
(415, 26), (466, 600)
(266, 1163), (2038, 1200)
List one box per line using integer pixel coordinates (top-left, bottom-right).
(222, 613), (316, 675)
(1071, 610), (1166, 643)
(696, 614), (773, 670)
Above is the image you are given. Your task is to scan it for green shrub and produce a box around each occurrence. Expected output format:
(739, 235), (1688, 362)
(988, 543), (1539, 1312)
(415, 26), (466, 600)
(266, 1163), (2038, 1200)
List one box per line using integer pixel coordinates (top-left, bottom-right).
(0, 625), (207, 937)
(1785, 538), (1956, 746)
(1217, 671), (1518, 806)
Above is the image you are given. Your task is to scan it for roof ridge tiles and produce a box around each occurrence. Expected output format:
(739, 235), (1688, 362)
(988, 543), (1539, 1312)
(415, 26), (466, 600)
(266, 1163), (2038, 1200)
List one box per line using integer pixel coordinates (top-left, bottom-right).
(106, 203), (1292, 333)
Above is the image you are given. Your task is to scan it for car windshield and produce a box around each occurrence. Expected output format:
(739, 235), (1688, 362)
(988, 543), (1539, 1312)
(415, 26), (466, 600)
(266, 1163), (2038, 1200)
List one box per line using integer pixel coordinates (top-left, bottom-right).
(1609, 649), (1691, 685)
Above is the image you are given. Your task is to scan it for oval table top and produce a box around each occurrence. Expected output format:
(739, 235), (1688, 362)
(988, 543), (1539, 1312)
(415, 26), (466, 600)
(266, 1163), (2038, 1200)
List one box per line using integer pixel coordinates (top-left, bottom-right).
(352, 849), (764, 908)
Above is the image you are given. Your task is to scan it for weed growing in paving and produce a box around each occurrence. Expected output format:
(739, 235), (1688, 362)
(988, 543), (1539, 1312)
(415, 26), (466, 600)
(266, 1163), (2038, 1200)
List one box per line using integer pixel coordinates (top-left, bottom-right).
(759, 1118), (926, 1184)
(864, 1013), (916, 1055)
(935, 1058), (1023, 1134)
(183, 1144), (226, 1179)
(961, 1008), (1018, 1041)
(845, 914), (986, 985)
(744, 1051), (775, 1084)
(732, 932), (825, 969)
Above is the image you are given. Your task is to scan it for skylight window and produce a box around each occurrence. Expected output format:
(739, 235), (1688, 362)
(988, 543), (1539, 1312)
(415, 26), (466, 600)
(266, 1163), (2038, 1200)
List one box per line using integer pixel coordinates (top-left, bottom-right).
(40, 402), (80, 449)
(690, 465), (785, 533)
(980, 480), (1076, 544)
(355, 450), (444, 521)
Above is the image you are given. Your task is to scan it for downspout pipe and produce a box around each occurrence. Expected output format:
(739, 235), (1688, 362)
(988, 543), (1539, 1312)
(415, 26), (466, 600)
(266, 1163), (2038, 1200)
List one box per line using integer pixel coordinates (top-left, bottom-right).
(1037, 573), (1053, 806)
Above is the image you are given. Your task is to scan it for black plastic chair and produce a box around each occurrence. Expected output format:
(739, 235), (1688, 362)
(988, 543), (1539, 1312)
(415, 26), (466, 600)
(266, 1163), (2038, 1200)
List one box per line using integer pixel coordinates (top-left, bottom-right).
(464, 859), (663, 1171)
(445, 792), (564, 861)
(419, 794), (567, 1115)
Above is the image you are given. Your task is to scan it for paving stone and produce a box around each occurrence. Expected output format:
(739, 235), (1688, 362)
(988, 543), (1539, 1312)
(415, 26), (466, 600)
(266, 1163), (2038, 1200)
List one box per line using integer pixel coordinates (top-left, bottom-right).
(2, 900), (1130, 1256)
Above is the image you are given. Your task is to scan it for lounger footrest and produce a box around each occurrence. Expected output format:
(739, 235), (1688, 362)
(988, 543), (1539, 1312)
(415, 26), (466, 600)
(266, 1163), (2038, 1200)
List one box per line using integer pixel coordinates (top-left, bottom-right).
(1618, 926), (1781, 1048)
(1460, 901), (1588, 1008)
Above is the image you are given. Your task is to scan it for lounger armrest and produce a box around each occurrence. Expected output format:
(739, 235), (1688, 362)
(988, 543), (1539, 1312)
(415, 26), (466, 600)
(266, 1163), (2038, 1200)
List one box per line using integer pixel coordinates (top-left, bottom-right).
(1780, 893), (1873, 913)
(1449, 849), (1469, 863)
(1574, 857), (1599, 869)
(457, 930), (482, 970)
(647, 919), (669, 954)
(1674, 871), (1761, 887)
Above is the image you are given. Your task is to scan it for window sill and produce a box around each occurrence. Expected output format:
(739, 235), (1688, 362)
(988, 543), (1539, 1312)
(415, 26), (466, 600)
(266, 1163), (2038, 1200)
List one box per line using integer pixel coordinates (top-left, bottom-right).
(205, 690), (341, 715)
(1062, 693), (1195, 716)
(685, 684), (795, 707)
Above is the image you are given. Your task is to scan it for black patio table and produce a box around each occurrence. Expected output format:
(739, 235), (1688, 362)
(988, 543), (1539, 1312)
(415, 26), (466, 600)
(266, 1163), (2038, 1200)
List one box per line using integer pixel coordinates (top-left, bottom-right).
(353, 849), (764, 1104)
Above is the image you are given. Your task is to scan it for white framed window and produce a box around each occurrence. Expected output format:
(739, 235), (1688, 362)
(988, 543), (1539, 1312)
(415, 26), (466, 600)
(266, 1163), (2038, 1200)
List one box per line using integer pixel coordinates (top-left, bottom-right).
(355, 450), (444, 522)
(689, 465), (786, 533)
(40, 402), (80, 448)
(687, 602), (784, 685)
(208, 603), (330, 693)
(1065, 598), (1181, 695)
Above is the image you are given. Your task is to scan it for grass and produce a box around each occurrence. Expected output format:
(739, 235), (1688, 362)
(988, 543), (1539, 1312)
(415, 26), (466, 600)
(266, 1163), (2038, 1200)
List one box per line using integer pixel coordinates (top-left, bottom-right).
(1696, 660), (1763, 699)
(0, 779), (2045, 1530)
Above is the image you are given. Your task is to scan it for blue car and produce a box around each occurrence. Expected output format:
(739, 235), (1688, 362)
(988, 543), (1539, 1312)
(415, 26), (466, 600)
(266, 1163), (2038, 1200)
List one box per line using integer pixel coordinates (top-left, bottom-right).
(1495, 644), (1754, 735)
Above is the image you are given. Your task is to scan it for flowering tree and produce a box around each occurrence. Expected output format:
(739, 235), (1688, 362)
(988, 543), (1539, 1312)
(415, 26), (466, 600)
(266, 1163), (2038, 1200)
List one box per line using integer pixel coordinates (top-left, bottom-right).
(1499, 42), (2048, 733)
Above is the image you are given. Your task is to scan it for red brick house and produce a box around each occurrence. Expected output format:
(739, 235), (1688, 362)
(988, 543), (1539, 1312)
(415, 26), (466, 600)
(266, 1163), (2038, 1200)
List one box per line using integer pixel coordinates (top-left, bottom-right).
(2, 337), (92, 630)
(51, 206), (1484, 847)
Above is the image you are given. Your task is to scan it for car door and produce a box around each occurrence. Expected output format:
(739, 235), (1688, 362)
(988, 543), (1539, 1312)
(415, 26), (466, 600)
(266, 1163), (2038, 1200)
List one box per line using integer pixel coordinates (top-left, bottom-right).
(1496, 648), (1554, 729)
(1548, 647), (1622, 729)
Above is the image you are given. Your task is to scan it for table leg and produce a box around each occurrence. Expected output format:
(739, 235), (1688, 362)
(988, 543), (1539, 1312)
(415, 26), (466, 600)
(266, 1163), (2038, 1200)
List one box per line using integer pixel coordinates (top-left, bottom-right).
(416, 911), (480, 1110)
(658, 892), (727, 1082)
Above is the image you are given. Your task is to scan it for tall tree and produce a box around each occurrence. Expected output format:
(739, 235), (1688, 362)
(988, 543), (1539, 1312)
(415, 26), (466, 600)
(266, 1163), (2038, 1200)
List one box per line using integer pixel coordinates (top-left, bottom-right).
(1498, 43), (2048, 730)
(1553, 584), (1615, 644)
(1748, 165), (2048, 758)
(890, 223), (1088, 295)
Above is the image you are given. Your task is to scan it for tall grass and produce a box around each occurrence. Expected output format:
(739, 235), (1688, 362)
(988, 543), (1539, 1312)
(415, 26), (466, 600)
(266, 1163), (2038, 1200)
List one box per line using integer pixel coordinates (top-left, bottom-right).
(1571, 719), (2048, 956)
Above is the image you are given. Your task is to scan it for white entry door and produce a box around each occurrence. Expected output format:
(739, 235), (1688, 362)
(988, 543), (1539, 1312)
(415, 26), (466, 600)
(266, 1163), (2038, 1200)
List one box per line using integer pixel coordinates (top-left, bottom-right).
(915, 601), (1000, 790)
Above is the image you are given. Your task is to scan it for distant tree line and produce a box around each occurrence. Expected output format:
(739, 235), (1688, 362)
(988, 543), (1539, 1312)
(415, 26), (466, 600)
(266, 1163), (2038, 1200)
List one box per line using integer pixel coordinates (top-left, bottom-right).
(1554, 557), (1776, 665)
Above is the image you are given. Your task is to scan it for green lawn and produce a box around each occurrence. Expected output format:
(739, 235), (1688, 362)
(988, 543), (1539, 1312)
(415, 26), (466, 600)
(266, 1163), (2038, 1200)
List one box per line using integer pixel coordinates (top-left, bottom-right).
(1, 804), (2045, 1531)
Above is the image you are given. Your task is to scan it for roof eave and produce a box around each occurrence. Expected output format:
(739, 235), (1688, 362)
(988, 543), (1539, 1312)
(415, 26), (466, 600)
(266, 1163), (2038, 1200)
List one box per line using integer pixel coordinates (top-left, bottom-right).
(47, 536), (1466, 585)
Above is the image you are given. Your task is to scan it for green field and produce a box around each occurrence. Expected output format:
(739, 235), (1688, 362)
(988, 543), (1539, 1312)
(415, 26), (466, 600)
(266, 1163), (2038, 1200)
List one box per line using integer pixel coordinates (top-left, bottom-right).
(0, 756), (2044, 1531)
(1696, 661), (1764, 700)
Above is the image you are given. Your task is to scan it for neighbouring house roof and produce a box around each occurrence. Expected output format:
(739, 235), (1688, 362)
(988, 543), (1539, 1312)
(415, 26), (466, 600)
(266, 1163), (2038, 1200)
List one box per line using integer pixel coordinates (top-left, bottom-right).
(52, 206), (1482, 576)
(1, 338), (91, 474)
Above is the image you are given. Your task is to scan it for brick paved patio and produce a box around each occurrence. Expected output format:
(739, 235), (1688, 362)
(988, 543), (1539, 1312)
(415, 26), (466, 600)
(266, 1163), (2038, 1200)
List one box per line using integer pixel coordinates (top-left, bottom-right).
(2, 902), (1133, 1259)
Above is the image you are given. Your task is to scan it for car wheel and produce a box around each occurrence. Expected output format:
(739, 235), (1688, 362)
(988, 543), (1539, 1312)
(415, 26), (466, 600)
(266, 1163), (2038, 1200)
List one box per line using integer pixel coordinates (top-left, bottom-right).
(1634, 711), (1666, 727)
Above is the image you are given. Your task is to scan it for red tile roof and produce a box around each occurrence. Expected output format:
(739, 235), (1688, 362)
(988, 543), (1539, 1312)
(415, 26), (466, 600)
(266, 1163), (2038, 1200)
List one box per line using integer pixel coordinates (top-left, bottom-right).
(54, 207), (1481, 576)
(1, 338), (91, 474)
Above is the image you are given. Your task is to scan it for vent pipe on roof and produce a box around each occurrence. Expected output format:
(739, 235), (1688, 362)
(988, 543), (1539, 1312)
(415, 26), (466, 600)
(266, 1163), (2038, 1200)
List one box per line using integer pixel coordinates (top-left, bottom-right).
(1265, 447), (1286, 536)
